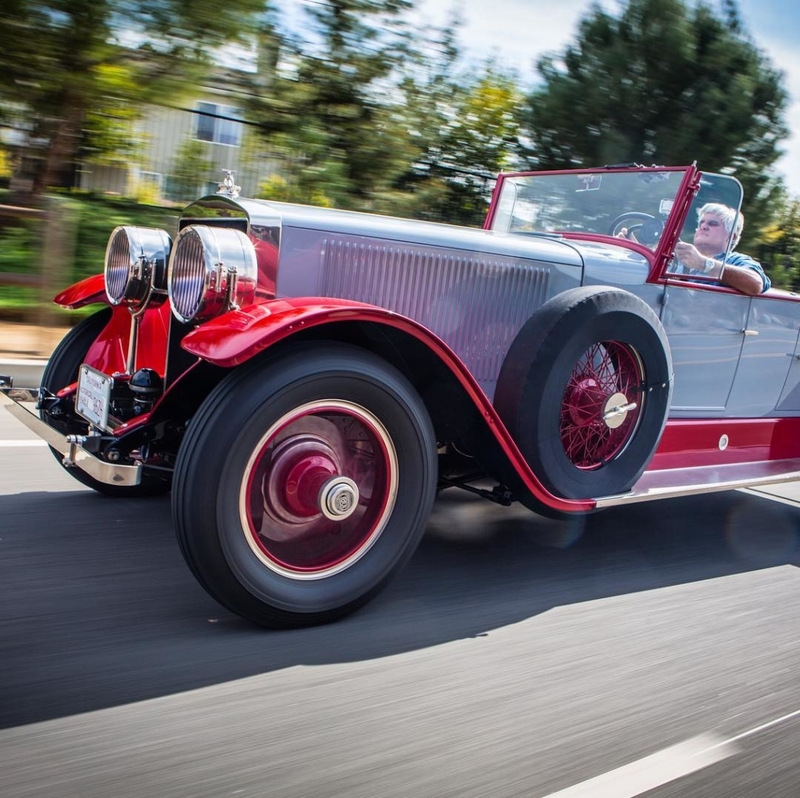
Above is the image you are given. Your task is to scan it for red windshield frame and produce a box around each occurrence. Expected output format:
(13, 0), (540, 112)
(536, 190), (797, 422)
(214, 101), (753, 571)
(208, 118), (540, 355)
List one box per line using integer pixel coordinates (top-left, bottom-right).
(483, 164), (702, 284)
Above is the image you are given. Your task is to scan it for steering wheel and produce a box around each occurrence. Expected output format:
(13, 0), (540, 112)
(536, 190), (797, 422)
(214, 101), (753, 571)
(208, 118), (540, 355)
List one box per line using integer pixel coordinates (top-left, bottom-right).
(608, 212), (664, 246)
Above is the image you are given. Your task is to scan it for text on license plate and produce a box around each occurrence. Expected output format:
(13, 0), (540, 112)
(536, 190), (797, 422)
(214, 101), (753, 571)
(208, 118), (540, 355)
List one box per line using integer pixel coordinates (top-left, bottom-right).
(75, 365), (113, 429)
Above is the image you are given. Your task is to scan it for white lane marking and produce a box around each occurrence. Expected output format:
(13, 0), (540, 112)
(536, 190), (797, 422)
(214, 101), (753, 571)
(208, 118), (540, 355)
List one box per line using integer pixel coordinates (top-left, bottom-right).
(713, 706), (800, 747)
(542, 706), (800, 798)
(539, 734), (736, 798)
(0, 440), (48, 447)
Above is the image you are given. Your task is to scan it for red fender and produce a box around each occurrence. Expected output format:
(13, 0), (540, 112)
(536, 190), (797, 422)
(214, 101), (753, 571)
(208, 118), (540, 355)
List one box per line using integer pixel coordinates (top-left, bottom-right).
(52, 274), (171, 377)
(54, 274), (107, 309)
(181, 297), (595, 513)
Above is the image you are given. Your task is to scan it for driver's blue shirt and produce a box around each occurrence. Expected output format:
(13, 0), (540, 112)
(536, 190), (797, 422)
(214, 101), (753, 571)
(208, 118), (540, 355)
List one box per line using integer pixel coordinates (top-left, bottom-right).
(719, 251), (771, 293)
(675, 251), (771, 292)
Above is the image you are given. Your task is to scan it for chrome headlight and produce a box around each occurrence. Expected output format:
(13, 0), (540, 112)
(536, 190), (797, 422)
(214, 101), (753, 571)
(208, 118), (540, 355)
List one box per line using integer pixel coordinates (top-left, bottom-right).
(168, 225), (258, 324)
(104, 226), (172, 311)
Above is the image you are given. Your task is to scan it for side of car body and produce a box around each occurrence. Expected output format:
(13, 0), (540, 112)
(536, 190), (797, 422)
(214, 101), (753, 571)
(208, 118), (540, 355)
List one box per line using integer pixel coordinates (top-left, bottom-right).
(3, 163), (800, 626)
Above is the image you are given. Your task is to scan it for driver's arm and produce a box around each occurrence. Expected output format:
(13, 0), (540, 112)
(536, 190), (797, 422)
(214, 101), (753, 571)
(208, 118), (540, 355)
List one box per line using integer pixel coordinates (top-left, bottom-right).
(673, 242), (768, 296)
(714, 260), (765, 296)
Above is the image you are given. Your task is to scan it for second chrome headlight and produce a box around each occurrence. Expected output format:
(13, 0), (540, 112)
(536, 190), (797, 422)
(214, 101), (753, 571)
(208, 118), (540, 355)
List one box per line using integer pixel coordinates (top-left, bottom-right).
(168, 225), (258, 324)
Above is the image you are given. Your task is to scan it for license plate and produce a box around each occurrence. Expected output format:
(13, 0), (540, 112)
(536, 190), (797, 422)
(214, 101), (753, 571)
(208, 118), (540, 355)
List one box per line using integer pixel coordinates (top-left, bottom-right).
(75, 365), (113, 430)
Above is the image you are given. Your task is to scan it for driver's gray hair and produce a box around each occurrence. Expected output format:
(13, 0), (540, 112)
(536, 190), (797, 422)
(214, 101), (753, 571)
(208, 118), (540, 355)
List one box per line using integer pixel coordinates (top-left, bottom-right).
(698, 203), (744, 245)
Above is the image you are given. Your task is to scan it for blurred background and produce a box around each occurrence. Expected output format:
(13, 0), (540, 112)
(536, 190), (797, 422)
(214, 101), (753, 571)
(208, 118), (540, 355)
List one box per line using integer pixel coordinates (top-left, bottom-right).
(1, 0), (799, 355)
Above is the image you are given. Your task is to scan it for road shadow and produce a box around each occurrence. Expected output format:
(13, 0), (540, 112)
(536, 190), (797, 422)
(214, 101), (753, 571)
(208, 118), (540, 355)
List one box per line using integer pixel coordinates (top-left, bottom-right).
(1, 486), (799, 728)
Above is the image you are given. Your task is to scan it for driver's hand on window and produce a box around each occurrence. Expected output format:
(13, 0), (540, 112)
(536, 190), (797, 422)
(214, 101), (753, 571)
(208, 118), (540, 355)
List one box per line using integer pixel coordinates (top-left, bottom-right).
(616, 227), (638, 242)
(674, 242), (704, 271)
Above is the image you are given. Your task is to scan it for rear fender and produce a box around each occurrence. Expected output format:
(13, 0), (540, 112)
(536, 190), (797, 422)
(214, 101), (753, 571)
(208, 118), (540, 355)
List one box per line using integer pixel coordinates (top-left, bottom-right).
(181, 297), (595, 514)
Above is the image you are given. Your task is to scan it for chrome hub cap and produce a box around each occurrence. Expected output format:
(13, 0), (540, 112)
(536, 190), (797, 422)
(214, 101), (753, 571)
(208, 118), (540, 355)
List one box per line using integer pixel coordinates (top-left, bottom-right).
(601, 391), (636, 429)
(239, 400), (398, 579)
(319, 476), (359, 520)
(560, 342), (644, 470)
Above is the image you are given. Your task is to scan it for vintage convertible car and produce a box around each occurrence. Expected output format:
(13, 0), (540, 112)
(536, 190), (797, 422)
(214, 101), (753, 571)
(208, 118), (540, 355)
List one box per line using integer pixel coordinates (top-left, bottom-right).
(3, 164), (799, 627)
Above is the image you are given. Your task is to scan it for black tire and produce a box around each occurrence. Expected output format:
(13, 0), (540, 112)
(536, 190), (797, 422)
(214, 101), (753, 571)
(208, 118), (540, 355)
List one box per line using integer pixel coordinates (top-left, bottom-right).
(494, 287), (672, 500)
(40, 307), (170, 497)
(172, 342), (438, 628)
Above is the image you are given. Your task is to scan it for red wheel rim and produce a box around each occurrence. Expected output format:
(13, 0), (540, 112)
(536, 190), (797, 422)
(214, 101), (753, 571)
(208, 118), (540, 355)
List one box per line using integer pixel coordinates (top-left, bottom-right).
(560, 342), (644, 470)
(239, 401), (398, 578)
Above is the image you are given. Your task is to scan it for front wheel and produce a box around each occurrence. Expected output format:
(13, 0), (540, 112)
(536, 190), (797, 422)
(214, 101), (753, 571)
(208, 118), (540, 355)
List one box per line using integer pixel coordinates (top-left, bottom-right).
(172, 342), (437, 628)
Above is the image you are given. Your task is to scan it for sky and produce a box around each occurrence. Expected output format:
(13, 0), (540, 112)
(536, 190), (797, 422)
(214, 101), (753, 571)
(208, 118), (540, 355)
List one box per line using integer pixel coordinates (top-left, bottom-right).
(406, 0), (800, 194)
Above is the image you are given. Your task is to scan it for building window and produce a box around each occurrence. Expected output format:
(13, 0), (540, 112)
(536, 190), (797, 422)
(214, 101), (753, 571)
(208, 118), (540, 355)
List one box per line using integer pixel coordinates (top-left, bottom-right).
(141, 171), (163, 190)
(194, 102), (243, 147)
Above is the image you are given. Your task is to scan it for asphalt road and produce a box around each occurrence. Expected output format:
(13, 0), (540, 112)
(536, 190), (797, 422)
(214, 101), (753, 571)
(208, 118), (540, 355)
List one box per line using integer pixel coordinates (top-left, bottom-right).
(2, 405), (800, 797)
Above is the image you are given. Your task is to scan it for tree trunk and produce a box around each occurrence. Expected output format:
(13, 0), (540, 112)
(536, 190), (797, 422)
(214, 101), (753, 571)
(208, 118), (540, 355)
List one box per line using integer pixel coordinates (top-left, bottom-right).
(32, 102), (85, 196)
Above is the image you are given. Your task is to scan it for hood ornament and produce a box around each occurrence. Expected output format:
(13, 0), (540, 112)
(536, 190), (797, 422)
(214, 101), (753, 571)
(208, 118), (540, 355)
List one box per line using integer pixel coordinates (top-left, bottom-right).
(217, 169), (240, 198)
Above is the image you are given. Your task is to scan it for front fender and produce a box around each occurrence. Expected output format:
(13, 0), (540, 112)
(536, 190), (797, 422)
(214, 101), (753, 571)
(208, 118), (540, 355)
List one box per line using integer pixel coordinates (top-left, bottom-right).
(181, 297), (433, 367)
(54, 274), (107, 309)
(181, 297), (595, 514)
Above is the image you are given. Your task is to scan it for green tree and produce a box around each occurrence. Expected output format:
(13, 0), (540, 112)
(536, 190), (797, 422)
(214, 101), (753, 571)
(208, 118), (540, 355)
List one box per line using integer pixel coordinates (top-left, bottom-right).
(757, 193), (800, 289)
(245, 0), (415, 209)
(248, 8), (524, 225)
(79, 65), (146, 165)
(524, 0), (788, 231)
(391, 57), (524, 224)
(0, 0), (266, 196)
(168, 138), (216, 203)
(0, 145), (11, 181)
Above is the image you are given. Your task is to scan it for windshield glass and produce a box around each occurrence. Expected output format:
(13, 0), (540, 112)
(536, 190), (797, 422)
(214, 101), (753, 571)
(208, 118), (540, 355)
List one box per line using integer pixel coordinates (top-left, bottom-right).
(489, 168), (688, 250)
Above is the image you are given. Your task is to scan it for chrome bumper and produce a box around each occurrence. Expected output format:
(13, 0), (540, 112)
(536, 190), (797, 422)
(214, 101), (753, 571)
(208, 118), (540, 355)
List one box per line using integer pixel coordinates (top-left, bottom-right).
(0, 376), (142, 486)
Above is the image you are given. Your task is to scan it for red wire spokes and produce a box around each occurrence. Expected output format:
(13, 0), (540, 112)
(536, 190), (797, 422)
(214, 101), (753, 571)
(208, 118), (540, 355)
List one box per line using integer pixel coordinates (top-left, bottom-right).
(560, 342), (643, 469)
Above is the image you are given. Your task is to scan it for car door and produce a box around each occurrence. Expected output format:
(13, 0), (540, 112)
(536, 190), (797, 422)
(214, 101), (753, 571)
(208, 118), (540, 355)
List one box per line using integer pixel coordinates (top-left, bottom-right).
(727, 292), (800, 415)
(653, 168), (796, 417)
(660, 281), (750, 415)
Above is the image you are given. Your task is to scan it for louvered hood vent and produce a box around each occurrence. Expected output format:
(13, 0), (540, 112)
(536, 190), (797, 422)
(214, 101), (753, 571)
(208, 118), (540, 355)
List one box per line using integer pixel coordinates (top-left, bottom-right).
(319, 239), (550, 393)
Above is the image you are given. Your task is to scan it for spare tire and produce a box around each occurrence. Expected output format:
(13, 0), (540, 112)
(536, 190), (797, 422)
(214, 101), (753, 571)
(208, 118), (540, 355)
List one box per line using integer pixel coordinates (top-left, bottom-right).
(494, 286), (672, 500)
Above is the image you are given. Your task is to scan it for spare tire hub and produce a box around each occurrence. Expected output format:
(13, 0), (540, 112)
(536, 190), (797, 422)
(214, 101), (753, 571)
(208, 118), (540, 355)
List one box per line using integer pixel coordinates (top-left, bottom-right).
(602, 392), (637, 429)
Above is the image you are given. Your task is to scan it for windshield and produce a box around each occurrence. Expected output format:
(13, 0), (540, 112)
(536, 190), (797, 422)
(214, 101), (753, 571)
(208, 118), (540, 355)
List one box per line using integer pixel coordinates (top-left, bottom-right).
(488, 168), (688, 250)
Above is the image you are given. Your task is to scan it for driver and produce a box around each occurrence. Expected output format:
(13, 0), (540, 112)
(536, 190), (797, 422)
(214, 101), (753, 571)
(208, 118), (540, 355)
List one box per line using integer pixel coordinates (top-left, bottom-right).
(674, 203), (770, 295)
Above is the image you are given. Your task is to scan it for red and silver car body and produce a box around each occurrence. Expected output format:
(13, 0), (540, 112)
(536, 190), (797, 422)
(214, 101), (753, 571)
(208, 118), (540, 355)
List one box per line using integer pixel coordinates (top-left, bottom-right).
(3, 164), (799, 626)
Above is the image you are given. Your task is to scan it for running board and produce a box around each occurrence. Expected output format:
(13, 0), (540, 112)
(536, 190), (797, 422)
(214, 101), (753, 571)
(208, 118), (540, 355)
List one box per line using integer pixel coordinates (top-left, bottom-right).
(595, 458), (800, 508)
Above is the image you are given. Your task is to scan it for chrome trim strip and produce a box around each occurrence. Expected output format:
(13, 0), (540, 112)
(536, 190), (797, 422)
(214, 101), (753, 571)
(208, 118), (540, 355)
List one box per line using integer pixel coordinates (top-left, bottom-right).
(0, 389), (142, 486)
(596, 458), (800, 508)
(2, 388), (38, 402)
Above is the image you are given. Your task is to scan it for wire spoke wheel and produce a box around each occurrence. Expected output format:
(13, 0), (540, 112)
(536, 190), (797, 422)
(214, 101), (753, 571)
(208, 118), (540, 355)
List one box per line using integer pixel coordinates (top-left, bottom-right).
(560, 342), (643, 470)
(495, 287), (672, 501)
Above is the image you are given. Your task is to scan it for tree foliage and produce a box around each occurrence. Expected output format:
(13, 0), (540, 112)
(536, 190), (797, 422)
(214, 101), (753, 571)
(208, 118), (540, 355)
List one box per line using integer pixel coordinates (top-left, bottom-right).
(524, 0), (788, 235)
(0, 0), (794, 249)
(413, 64), (523, 224)
(248, 4), (523, 224)
(169, 138), (216, 203)
(757, 193), (800, 289)
(0, 0), (265, 195)
(246, 0), (413, 209)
